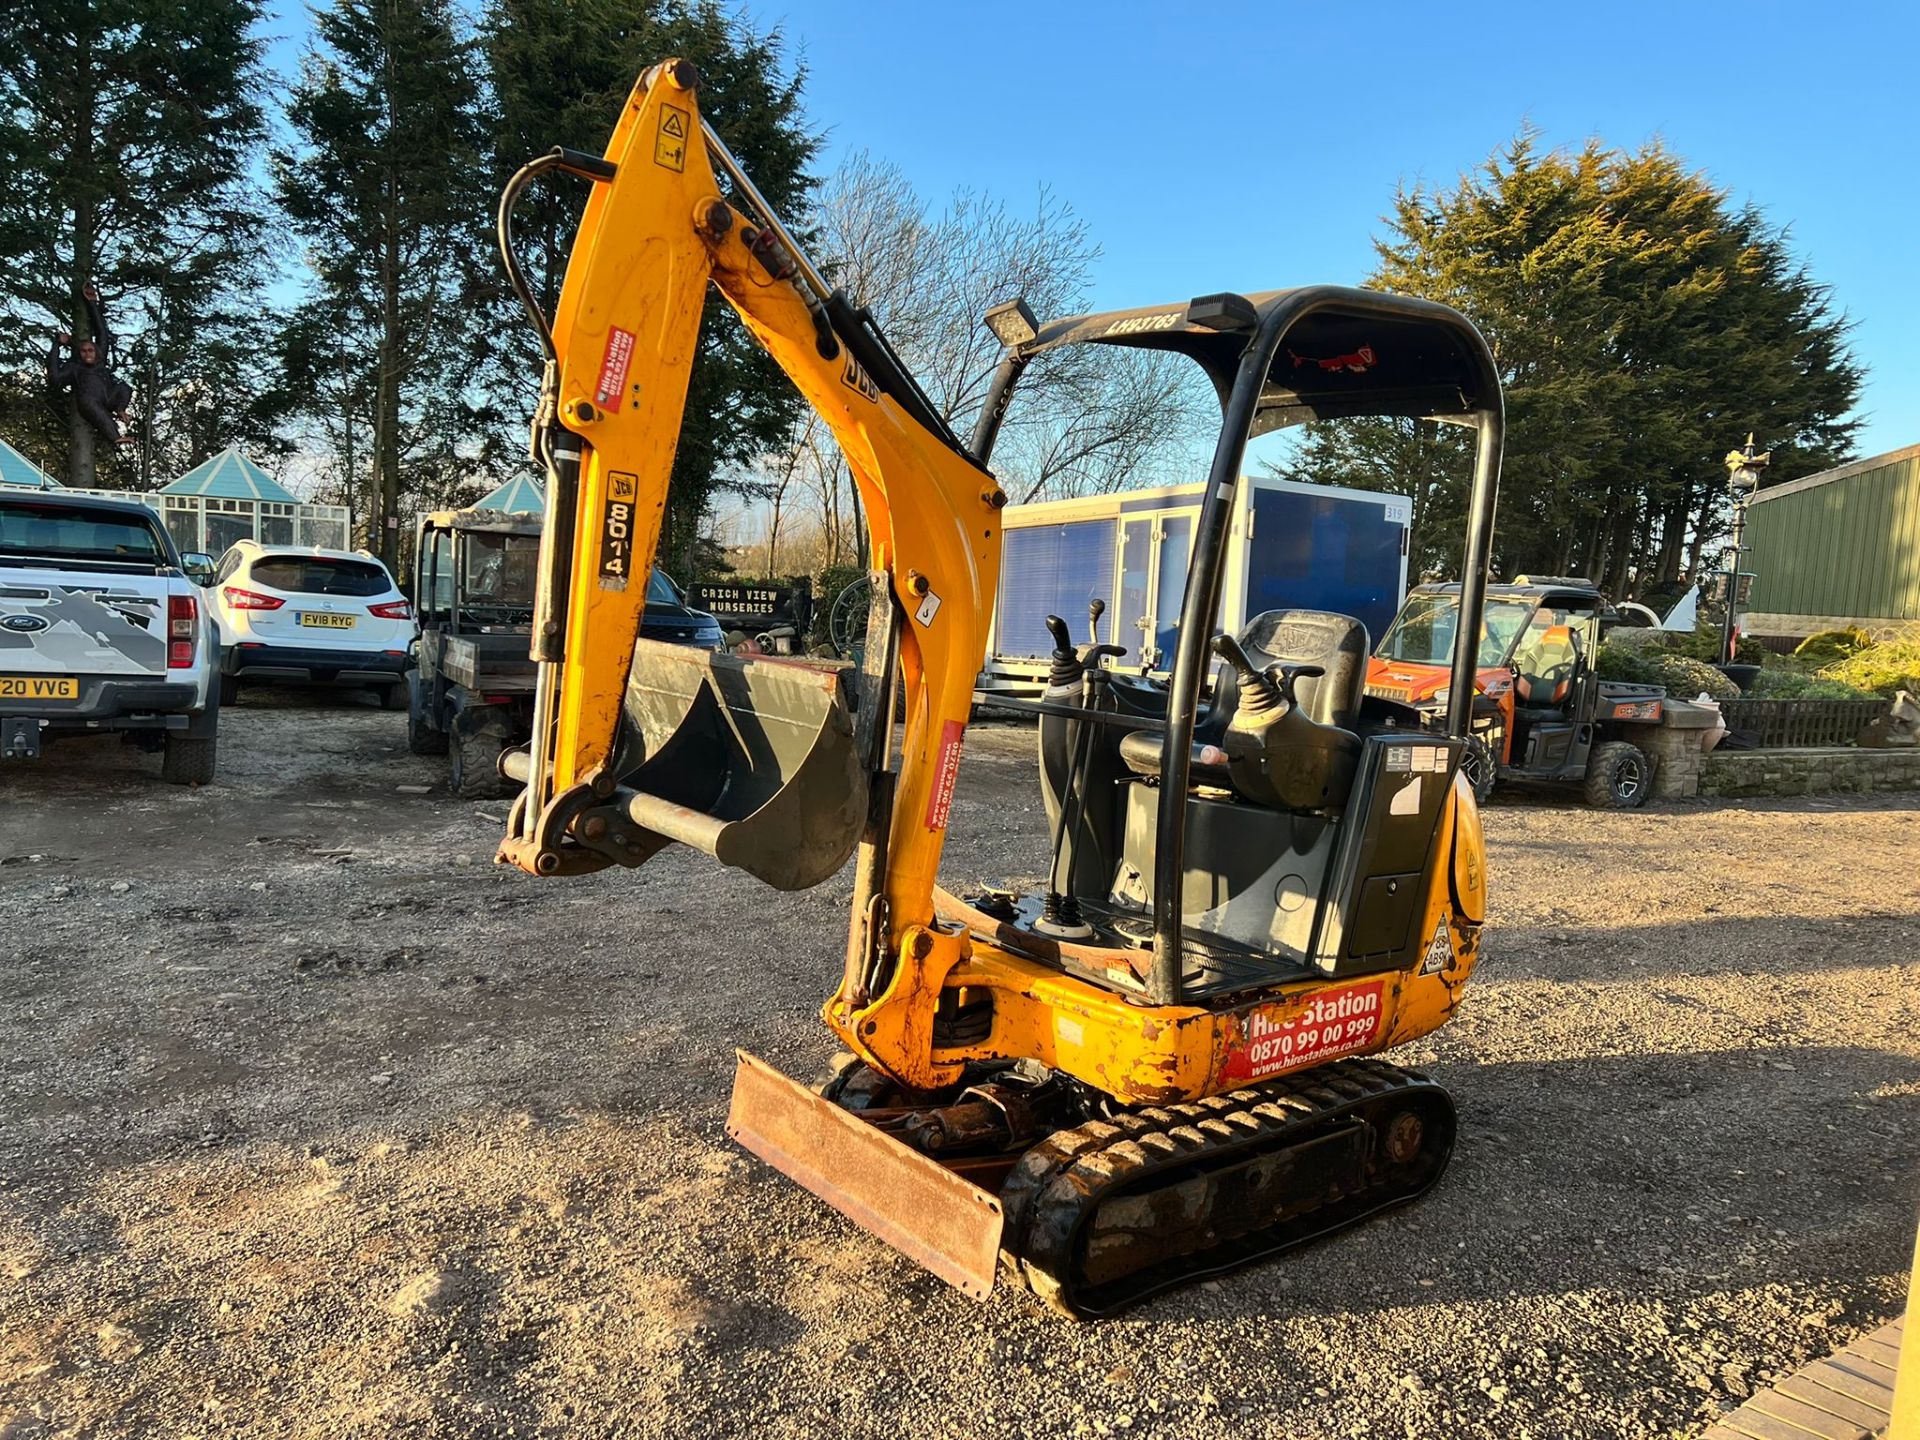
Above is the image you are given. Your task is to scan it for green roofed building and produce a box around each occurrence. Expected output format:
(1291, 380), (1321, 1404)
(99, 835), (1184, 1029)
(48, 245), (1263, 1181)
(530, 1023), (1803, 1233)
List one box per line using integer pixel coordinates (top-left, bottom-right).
(1745, 443), (1920, 641)
(155, 447), (349, 555)
(161, 446), (298, 503)
(0, 437), (60, 489)
(475, 474), (544, 514)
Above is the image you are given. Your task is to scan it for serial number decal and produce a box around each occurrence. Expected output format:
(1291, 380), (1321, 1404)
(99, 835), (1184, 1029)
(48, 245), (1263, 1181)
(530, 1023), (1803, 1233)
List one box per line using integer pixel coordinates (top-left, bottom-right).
(1612, 699), (1662, 720)
(597, 471), (640, 590)
(840, 354), (880, 403)
(923, 719), (966, 831)
(1223, 980), (1386, 1083)
(654, 105), (689, 171)
(1101, 312), (1182, 337)
(595, 326), (637, 408)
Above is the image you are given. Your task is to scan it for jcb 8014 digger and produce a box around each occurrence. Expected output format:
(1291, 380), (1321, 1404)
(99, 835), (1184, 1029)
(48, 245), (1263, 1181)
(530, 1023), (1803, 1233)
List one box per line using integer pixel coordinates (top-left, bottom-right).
(495, 59), (1504, 1317)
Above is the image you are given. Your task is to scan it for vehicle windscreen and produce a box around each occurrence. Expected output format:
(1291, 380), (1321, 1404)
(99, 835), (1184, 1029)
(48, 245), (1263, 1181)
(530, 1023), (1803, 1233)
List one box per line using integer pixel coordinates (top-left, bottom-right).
(461, 532), (539, 607)
(251, 556), (391, 597)
(1378, 595), (1537, 668)
(646, 570), (682, 606)
(0, 501), (166, 564)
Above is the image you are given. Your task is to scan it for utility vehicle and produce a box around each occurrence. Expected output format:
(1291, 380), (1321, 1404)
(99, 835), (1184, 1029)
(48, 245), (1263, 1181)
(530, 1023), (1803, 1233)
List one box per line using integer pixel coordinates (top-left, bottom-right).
(1366, 576), (1666, 806)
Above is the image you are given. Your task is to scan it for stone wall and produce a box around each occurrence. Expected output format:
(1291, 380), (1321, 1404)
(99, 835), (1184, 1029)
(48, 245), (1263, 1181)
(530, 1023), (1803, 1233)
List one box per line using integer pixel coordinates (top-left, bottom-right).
(1699, 746), (1920, 798)
(1645, 701), (1720, 800)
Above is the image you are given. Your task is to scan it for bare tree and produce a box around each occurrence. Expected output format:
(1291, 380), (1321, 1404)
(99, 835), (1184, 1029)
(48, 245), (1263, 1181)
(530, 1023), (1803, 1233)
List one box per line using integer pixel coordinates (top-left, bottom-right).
(731, 152), (1209, 573)
(993, 343), (1208, 505)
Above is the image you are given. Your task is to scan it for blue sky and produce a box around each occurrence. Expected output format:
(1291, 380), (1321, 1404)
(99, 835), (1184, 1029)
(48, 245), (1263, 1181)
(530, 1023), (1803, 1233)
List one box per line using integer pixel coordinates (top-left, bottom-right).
(254, 0), (1915, 461)
(758, 0), (1917, 459)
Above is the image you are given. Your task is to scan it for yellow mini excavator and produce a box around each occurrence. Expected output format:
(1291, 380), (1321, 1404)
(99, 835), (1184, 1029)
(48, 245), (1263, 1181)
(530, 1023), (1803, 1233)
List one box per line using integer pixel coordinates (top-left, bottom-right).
(494, 59), (1505, 1317)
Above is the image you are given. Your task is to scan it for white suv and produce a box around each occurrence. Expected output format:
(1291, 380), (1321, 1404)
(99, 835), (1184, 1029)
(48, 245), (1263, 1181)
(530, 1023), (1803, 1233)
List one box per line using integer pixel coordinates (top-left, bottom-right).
(211, 541), (413, 707)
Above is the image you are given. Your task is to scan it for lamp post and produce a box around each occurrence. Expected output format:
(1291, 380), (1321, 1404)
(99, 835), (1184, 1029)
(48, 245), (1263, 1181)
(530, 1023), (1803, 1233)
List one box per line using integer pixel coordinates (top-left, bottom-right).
(1719, 434), (1770, 666)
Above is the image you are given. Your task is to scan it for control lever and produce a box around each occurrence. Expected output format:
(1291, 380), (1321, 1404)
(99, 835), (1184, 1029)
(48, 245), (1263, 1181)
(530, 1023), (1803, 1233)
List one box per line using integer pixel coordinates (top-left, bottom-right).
(1211, 633), (1282, 713)
(1265, 661), (1325, 710)
(1208, 636), (1356, 812)
(1087, 596), (1106, 644)
(1044, 614), (1082, 689)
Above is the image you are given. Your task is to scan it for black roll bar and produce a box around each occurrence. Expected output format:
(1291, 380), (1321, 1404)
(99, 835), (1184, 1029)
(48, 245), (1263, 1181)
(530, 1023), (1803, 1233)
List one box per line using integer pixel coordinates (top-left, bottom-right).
(974, 286), (1503, 1005)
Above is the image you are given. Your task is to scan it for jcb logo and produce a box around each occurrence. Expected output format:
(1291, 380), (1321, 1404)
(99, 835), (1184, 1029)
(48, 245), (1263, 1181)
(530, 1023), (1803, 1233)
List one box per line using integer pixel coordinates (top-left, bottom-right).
(841, 355), (880, 403)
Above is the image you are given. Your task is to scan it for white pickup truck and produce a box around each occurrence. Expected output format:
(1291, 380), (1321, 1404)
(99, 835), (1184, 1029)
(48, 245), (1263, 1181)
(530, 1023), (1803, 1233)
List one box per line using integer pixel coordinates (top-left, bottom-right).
(0, 489), (220, 783)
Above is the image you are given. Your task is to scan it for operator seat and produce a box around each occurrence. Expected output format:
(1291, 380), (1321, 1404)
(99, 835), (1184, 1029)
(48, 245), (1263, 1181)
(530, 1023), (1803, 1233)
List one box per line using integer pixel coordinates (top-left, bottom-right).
(1235, 609), (1370, 728)
(1119, 610), (1370, 806)
(1513, 624), (1580, 724)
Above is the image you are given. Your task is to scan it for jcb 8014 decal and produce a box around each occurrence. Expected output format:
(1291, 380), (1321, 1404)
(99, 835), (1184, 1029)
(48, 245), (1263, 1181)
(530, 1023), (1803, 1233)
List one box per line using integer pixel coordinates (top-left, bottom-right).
(598, 472), (639, 589)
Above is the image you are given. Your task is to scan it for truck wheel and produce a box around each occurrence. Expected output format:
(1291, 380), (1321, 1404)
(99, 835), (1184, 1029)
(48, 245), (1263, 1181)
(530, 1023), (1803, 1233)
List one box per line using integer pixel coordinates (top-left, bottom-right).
(450, 724), (509, 800)
(1583, 740), (1652, 809)
(219, 673), (240, 706)
(1460, 734), (1497, 805)
(407, 675), (449, 756)
(162, 734), (217, 786)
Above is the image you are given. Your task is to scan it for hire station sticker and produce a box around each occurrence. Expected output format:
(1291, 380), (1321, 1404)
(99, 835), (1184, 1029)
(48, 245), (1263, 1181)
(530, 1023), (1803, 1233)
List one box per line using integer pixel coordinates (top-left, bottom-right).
(923, 720), (965, 831)
(595, 326), (637, 408)
(1222, 980), (1387, 1083)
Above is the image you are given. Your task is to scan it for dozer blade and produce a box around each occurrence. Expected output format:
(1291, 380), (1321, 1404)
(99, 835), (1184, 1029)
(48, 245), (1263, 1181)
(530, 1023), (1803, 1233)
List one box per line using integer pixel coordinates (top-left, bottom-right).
(725, 1052), (1005, 1300)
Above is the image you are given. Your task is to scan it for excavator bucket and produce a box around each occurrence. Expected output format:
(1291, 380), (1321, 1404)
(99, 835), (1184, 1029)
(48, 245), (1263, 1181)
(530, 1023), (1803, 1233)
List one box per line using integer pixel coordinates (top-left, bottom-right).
(611, 639), (867, 890)
(725, 1052), (1006, 1300)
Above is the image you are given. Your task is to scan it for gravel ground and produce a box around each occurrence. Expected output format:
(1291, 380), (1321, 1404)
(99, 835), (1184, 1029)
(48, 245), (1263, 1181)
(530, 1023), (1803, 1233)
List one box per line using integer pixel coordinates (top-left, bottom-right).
(2, 690), (1918, 1440)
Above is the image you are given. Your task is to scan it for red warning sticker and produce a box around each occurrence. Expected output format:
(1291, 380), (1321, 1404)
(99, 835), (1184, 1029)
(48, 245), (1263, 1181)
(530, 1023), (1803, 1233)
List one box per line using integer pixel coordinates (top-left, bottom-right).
(923, 720), (966, 830)
(595, 326), (636, 408)
(1221, 980), (1387, 1084)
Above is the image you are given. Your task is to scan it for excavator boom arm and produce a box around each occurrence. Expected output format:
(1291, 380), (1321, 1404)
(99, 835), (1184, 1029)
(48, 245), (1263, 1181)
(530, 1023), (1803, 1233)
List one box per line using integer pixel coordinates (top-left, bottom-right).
(500, 63), (1004, 1070)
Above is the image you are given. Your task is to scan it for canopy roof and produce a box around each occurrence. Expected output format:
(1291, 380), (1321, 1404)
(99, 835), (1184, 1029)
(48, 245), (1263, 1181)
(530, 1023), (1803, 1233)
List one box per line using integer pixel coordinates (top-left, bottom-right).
(1027, 285), (1498, 436)
(0, 438), (60, 489)
(475, 474), (545, 513)
(162, 446), (297, 502)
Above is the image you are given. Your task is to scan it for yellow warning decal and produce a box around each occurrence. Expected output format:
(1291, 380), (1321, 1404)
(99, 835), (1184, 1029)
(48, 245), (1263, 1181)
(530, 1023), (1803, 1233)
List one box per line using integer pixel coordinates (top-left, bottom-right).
(655, 105), (688, 171)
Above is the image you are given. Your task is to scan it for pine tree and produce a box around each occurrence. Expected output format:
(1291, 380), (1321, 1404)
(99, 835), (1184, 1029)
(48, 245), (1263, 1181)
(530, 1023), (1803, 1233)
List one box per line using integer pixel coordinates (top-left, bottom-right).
(0, 0), (270, 487)
(1277, 134), (1862, 595)
(481, 0), (817, 576)
(274, 0), (490, 567)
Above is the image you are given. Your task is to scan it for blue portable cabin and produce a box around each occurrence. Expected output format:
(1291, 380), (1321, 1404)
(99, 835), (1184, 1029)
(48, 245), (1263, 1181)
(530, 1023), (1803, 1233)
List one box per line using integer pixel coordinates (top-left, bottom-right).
(980, 475), (1410, 695)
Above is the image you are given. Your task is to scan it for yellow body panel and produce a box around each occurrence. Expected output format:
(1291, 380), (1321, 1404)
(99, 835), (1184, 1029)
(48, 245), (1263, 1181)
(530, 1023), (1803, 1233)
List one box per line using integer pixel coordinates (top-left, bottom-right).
(847, 772), (1486, 1099)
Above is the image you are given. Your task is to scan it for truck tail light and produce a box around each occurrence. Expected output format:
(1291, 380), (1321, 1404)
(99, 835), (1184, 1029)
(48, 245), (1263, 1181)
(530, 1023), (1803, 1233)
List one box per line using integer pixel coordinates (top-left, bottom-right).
(222, 586), (284, 611)
(168, 593), (198, 669)
(369, 599), (413, 620)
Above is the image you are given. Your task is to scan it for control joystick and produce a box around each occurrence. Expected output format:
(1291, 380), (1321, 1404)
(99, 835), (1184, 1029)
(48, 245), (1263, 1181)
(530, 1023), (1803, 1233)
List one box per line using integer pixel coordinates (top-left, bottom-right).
(1208, 634), (1357, 812)
(1044, 614), (1083, 688)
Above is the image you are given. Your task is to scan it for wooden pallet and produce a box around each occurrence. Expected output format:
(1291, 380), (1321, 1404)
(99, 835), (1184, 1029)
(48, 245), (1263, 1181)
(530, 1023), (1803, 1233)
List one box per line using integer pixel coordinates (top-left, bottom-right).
(1702, 1316), (1903, 1440)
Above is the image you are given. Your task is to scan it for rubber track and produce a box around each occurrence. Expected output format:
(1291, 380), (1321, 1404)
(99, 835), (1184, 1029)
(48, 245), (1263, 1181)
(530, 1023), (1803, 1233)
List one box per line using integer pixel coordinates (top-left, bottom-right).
(999, 1058), (1455, 1318)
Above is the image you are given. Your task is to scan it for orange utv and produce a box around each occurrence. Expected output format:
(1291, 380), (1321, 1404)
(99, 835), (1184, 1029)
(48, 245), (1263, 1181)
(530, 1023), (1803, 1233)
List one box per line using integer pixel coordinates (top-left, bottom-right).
(1365, 577), (1667, 807)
